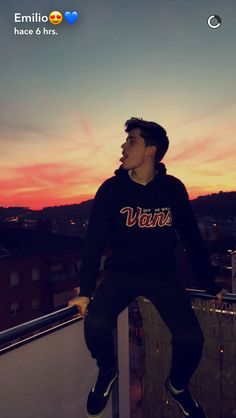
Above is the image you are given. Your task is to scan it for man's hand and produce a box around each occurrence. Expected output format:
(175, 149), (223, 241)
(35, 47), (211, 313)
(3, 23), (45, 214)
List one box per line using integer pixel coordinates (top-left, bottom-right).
(68, 296), (90, 318)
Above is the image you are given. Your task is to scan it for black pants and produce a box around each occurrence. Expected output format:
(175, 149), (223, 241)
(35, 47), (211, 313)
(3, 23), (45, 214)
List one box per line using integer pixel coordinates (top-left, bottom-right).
(84, 270), (204, 389)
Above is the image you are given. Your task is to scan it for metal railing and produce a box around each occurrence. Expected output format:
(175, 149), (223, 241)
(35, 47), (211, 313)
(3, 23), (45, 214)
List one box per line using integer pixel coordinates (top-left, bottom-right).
(134, 288), (236, 418)
(0, 305), (80, 353)
(0, 303), (129, 418)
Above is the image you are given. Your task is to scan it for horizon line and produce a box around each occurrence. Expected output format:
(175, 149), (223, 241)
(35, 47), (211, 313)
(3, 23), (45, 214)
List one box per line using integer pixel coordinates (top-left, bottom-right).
(1, 189), (235, 212)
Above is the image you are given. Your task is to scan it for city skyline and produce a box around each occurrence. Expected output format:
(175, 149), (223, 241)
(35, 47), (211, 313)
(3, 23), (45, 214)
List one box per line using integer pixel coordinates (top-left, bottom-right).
(0, 0), (235, 210)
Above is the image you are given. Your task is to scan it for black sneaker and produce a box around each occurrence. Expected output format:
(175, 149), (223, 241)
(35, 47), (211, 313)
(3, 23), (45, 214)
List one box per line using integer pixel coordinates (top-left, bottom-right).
(87, 365), (118, 417)
(165, 378), (207, 418)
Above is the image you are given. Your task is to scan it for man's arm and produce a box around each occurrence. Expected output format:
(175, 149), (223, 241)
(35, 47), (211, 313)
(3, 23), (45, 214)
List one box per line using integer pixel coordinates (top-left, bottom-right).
(172, 180), (223, 297)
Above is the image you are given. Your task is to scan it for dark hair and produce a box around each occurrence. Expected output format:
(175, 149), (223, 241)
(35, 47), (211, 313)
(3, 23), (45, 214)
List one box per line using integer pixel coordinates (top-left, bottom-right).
(124, 117), (169, 164)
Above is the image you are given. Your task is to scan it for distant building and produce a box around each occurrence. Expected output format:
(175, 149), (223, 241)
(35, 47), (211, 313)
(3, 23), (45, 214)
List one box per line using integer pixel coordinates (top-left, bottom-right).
(0, 223), (85, 332)
(198, 216), (236, 240)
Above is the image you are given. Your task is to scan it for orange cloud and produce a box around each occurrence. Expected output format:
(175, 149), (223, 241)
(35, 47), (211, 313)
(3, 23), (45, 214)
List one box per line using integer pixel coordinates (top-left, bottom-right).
(0, 162), (107, 209)
(2, 191), (94, 210)
(167, 135), (217, 163)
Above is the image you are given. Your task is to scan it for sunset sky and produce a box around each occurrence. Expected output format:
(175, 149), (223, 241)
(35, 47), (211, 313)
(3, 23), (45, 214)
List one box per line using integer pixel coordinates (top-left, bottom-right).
(0, 0), (235, 209)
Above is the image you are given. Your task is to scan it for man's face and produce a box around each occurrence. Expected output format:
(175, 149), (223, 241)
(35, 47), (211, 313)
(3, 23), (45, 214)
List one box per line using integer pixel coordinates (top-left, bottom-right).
(120, 128), (155, 170)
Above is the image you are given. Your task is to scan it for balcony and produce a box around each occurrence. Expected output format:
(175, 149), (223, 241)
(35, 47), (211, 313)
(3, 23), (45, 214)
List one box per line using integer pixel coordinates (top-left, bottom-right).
(0, 290), (236, 418)
(0, 305), (129, 418)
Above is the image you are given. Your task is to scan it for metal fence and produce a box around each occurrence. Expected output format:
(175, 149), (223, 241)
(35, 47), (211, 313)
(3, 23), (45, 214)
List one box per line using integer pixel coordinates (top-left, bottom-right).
(129, 290), (236, 418)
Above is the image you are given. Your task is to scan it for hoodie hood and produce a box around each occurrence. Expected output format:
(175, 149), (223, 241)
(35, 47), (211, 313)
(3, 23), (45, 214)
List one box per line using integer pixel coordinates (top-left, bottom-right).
(114, 162), (167, 179)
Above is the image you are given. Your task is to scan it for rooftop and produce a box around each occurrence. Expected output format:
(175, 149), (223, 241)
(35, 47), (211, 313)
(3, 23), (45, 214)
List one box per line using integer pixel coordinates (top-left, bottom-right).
(0, 289), (236, 417)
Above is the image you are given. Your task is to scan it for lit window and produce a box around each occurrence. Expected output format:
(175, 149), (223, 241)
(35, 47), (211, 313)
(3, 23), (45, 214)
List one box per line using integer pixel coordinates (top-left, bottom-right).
(32, 268), (40, 281)
(50, 264), (63, 272)
(10, 272), (20, 287)
(10, 302), (21, 317)
(75, 260), (81, 270)
(100, 255), (106, 270)
(32, 297), (40, 310)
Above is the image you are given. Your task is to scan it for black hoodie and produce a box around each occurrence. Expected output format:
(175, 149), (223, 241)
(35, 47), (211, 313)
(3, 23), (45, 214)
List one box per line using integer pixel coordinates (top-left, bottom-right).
(79, 163), (221, 298)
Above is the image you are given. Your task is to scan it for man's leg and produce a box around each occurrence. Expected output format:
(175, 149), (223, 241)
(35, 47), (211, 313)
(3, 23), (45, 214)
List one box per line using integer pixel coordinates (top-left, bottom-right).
(84, 270), (139, 417)
(142, 278), (206, 418)
(142, 275), (207, 418)
(143, 275), (204, 389)
(84, 270), (138, 370)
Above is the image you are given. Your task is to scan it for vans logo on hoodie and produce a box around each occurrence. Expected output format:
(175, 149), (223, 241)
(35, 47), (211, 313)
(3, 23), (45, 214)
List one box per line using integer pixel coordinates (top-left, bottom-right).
(120, 206), (172, 228)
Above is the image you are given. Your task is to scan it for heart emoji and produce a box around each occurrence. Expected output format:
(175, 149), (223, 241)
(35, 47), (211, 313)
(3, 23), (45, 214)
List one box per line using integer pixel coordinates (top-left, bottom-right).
(64, 11), (79, 25)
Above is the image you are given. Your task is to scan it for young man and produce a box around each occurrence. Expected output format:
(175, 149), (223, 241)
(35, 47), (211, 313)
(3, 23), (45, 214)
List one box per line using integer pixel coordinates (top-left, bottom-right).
(68, 117), (224, 418)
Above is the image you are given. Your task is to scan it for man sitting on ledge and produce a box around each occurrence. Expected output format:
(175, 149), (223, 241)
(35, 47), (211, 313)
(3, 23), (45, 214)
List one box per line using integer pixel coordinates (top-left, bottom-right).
(68, 117), (224, 418)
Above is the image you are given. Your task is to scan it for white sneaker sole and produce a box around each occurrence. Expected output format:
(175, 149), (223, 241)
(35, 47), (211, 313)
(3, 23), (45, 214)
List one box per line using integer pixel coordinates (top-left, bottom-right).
(86, 408), (107, 418)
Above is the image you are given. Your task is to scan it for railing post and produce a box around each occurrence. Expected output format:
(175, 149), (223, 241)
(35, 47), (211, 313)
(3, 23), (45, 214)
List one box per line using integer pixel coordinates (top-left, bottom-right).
(117, 308), (130, 418)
